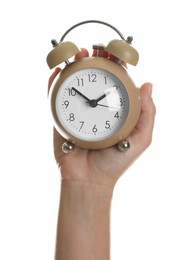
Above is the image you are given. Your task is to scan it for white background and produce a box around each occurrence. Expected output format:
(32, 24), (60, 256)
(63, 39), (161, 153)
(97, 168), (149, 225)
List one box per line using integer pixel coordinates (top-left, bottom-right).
(0, 0), (189, 259)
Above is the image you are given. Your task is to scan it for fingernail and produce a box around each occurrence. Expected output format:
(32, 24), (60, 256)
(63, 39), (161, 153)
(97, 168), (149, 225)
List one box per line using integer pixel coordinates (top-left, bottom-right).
(147, 83), (153, 98)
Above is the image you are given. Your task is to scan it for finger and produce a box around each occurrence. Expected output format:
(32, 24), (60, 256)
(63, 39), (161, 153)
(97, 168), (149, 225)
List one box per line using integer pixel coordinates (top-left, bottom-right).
(48, 67), (62, 93)
(53, 127), (66, 159)
(130, 82), (156, 149)
(74, 48), (89, 60)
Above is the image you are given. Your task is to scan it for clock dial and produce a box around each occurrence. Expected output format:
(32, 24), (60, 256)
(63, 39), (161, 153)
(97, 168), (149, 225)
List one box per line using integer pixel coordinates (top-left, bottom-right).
(55, 68), (130, 142)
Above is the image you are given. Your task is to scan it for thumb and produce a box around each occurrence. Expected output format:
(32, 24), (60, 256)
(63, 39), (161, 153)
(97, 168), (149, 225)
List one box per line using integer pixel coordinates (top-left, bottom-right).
(140, 82), (155, 113)
(130, 82), (156, 150)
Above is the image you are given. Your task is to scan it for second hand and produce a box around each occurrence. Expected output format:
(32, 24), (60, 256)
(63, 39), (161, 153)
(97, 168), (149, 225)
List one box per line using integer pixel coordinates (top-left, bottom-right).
(97, 104), (119, 110)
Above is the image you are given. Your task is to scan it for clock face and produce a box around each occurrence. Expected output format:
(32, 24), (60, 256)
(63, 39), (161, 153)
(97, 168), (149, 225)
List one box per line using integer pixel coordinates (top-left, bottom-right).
(55, 68), (130, 142)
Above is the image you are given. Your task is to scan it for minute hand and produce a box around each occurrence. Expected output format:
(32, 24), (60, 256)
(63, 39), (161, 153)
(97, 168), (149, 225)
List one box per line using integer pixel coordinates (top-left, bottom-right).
(72, 87), (91, 102)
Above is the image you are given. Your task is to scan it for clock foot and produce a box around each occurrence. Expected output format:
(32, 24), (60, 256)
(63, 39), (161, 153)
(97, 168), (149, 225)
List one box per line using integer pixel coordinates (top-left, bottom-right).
(62, 141), (75, 154)
(118, 140), (130, 152)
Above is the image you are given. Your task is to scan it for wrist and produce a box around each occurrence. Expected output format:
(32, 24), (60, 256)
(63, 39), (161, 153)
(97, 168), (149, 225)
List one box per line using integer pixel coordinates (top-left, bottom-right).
(60, 180), (114, 202)
(56, 180), (113, 259)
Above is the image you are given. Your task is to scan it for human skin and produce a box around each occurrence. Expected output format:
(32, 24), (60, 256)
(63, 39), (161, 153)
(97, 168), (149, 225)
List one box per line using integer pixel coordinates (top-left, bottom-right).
(48, 49), (156, 260)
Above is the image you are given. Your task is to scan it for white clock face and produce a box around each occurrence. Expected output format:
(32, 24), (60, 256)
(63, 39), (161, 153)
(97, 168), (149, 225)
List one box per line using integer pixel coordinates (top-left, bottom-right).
(55, 68), (130, 142)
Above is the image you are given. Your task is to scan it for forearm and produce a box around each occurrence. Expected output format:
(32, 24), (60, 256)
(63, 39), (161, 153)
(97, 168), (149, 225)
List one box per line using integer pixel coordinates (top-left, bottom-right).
(55, 181), (113, 260)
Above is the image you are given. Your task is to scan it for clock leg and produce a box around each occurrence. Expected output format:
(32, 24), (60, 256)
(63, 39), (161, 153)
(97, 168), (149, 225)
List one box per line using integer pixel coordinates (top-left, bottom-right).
(62, 141), (75, 154)
(117, 140), (130, 152)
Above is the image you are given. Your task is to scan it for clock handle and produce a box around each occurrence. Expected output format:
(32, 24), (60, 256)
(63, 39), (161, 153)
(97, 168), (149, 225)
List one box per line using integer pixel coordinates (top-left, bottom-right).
(60, 20), (126, 42)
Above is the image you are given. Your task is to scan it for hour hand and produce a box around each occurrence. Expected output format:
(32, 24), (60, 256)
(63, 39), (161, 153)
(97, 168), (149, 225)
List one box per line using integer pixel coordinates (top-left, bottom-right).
(96, 91), (110, 103)
(72, 87), (91, 102)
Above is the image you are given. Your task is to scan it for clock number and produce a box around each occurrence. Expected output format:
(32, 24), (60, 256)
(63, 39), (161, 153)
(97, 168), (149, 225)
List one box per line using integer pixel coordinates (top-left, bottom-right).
(114, 112), (119, 119)
(63, 100), (69, 108)
(104, 76), (107, 84)
(113, 85), (119, 92)
(78, 78), (84, 87)
(77, 78), (84, 87)
(79, 121), (84, 131)
(119, 98), (123, 106)
(69, 113), (75, 121)
(92, 125), (98, 133)
(88, 73), (97, 83)
(105, 121), (111, 129)
(68, 88), (76, 96)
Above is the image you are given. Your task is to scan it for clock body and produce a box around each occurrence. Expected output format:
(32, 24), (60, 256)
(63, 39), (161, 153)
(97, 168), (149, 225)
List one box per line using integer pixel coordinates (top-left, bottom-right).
(49, 57), (141, 149)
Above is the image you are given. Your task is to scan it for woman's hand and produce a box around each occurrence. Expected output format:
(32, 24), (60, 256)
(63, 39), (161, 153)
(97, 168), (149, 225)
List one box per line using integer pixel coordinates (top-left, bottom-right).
(48, 50), (156, 188)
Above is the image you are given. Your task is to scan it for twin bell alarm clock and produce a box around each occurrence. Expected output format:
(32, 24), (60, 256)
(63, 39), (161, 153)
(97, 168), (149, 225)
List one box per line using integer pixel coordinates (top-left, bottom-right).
(46, 20), (141, 151)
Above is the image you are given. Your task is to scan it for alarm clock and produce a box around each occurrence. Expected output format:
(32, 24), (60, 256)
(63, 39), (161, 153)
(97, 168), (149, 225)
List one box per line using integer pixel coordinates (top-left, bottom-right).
(47, 20), (141, 150)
